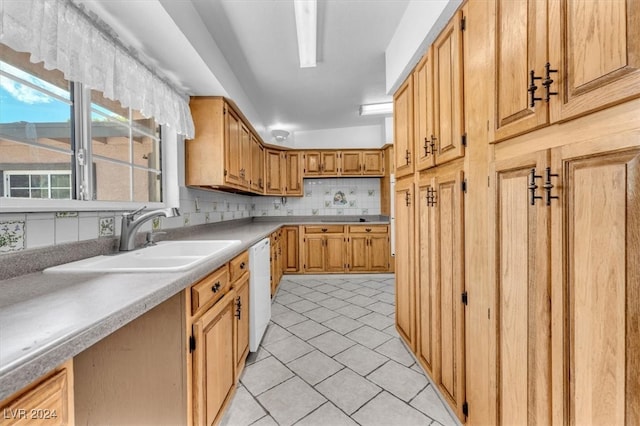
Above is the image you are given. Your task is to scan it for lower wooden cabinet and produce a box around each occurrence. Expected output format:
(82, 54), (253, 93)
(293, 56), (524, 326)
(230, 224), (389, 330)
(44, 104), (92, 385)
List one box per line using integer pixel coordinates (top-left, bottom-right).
(192, 291), (235, 426)
(347, 225), (390, 272)
(302, 226), (346, 273)
(0, 360), (74, 426)
(231, 273), (250, 382)
(281, 226), (300, 273)
(270, 229), (283, 294)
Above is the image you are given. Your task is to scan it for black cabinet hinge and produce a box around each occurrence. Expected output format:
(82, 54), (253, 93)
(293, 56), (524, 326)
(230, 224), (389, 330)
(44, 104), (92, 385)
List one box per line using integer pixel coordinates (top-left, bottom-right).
(224, 169), (228, 177)
(223, 107), (227, 115)
(461, 132), (467, 147)
(462, 179), (467, 193)
(461, 16), (466, 31)
(462, 401), (469, 417)
(189, 335), (196, 353)
(462, 291), (468, 305)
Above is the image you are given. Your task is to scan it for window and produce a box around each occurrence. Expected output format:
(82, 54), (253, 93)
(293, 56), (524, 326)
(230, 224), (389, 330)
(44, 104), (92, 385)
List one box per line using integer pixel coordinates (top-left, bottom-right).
(0, 43), (163, 206)
(4, 170), (72, 199)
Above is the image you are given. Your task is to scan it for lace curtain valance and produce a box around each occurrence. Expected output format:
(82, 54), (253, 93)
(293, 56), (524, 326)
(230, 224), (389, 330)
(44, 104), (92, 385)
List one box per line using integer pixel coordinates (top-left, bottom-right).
(0, 0), (195, 138)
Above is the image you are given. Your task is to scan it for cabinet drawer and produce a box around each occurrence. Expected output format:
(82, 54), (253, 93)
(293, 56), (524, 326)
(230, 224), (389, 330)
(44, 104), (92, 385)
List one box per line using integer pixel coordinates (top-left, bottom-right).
(191, 266), (230, 316)
(304, 225), (344, 234)
(229, 251), (249, 283)
(348, 225), (388, 234)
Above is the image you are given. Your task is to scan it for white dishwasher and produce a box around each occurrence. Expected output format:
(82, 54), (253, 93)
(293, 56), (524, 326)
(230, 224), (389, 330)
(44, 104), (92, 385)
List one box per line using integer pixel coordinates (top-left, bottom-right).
(249, 238), (271, 352)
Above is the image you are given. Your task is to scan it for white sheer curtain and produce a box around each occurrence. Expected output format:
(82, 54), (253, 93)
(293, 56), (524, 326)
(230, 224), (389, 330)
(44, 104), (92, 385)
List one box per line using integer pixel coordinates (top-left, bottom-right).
(0, 0), (195, 138)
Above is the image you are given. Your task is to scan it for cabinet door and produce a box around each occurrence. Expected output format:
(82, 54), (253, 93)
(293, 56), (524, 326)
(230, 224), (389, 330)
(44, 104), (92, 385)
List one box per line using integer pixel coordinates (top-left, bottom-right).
(234, 278), (250, 380)
(433, 167), (465, 421)
(304, 151), (322, 176)
(394, 76), (414, 178)
(240, 125), (251, 188)
(433, 11), (465, 166)
(192, 291), (235, 426)
(362, 151), (384, 175)
(265, 149), (283, 195)
(414, 51), (436, 171)
(225, 107), (243, 187)
(549, 0), (640, 122)
(394, 176), (416, 350)
(493, 152), (551, 425)
(341, 152), (362, 175)
(368, 234), (389, 272)
(250, 135), (263, 193)
(493, 0), (548, 141)
(303, 235), (325, 273)
(322, 152), (339, 176)
(270, 234), (277, 295)
(325, 235), (345, 272)
(285, 152), (303, 196)
(282, 226), (299, 272)
(551, 140), (640, 425)
(348, 234), (368, 272)
(417, 175), (437, 377)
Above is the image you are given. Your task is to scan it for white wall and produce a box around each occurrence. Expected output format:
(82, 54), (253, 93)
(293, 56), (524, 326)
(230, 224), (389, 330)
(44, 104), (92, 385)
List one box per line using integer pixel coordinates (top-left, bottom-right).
(293, 125), (385, 149)
(385, 0), (461, 95)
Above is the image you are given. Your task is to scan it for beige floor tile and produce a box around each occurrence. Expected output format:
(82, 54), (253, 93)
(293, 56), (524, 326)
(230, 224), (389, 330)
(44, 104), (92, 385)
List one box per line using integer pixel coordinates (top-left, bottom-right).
(333, 344), (389, 376)
(352, 391), (432, 426)
(241, 356), (294, 396)
(316, 368), (381, 414)
(288, 350), (344, 385)
(367, 360), (428, 402)
(258, 377), (326, 426)
(308, 330), (356, 356)
(294, 402), (359, 426)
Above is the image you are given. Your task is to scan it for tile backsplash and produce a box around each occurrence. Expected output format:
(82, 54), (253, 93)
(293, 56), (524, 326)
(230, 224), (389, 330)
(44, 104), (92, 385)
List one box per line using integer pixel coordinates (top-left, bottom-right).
(0, 178), (381, 254)
(253, 178), (381, 217)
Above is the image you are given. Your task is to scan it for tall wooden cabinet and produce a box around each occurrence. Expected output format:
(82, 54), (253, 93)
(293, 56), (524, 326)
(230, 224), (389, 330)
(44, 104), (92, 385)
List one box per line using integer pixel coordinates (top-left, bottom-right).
(493, 0), (640, 141)
(415, 162), (466, 422)
(394, 77), (414, 178)
(394, 176), (416, 351)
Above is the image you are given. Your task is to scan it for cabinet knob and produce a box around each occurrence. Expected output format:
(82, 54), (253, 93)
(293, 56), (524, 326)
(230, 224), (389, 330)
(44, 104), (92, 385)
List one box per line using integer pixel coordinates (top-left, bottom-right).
(211, 282), (221, 293)
(240, 262), (246, 270)
(321, 228), (328, 232)
(365, 228), (372, 232)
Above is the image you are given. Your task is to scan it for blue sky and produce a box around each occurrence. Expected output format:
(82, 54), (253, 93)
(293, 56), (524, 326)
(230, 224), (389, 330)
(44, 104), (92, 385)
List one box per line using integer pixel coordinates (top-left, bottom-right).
(0, 60), (72, 124)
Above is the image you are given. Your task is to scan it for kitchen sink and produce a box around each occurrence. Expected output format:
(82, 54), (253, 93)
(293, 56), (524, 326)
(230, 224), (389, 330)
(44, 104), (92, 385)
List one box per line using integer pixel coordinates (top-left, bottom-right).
(45, 240), (242, 273)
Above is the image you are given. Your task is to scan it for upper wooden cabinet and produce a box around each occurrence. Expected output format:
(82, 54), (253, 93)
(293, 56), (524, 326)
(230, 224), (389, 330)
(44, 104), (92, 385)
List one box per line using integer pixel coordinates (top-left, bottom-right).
(493, 0), (640, 142)
(250, 134), (264, 193)
(414, 50), (436, 171)
(301, 150), (385, 177)
(284, 151), (303, 196)
(186, 97), (253, 193)
(432, 10), (465, 166)
(265, 149), (284, 195)
(340, 151), (385, 176)
(394, 76), (414, 178)
(303, 151), (339, 176)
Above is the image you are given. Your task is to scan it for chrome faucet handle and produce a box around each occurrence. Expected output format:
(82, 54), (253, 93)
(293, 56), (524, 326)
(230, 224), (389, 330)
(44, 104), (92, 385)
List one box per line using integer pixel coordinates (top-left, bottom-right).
(145, 231), (166, 246)
(123, 205), (147, 219)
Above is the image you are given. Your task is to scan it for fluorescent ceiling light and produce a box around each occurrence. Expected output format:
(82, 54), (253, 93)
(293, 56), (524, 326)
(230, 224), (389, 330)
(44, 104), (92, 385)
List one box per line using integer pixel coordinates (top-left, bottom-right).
(359, 102), (393, 116)
(294, 0), (317, 68)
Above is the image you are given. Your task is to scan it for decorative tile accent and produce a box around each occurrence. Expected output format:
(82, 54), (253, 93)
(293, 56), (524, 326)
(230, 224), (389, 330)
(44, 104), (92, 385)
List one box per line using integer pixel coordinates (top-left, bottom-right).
(324, 201), (330, 207)
(183, 212), (191, 226)
(213, 202), (218, 211)
(305, 190), (312, 197)
(261, 210), (268, 216)
(312, 209), (319, 215)
(287, 209), (294, 216)
(368, 189), (375, 196)
(0, 221), (25, 253)
(55, 211), (78, 218)
(152, 217), (162, 231)
(349, 200), (357, 207)
(220, 213), (225, 221)
(273, 203), (281, 210)
(331, 190), (347, 206)
(361, 208), (369, 214)
(99, 217), (115, 237)
(336, 208), (344, 215)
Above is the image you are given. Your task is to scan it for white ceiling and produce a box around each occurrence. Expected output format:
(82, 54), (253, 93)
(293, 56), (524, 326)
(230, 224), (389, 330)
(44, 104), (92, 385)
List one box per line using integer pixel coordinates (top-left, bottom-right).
(80, 0), (410, 136)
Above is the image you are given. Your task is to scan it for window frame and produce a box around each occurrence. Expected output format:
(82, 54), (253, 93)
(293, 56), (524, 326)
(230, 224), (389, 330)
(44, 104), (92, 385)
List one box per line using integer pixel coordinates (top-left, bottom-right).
(0, 61), (174, 212)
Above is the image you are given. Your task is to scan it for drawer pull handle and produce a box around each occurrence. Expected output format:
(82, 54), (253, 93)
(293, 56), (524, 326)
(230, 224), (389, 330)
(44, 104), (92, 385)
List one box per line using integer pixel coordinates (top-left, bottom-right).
(240, 262), (246, 270)
(211, 282), (221, 293)
(321, 228), (328, 232)
(235, 296), (242, 320)
(365, 228), (372, 232)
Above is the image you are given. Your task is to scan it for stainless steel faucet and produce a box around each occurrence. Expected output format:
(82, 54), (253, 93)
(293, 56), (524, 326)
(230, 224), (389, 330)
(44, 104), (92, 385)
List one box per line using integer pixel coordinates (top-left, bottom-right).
(119, 206), (180, 251)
